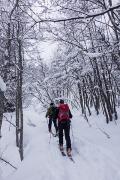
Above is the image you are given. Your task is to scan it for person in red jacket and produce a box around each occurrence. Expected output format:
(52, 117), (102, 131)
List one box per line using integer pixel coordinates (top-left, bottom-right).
(57, 99), (72, 156)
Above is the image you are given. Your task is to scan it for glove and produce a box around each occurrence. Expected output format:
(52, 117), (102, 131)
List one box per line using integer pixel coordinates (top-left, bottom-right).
(67, 120), (71, 126)
(69, 120), (71, 125)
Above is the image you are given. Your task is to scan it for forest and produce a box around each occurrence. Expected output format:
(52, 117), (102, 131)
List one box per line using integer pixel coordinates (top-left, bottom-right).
(0, 0), (120, 173)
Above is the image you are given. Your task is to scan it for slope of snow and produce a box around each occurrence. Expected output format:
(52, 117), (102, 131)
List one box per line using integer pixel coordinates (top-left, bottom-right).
(0, 105), (120, 180)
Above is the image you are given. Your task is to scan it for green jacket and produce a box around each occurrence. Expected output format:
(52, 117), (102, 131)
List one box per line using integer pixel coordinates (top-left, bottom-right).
(46, 106), (58, 119)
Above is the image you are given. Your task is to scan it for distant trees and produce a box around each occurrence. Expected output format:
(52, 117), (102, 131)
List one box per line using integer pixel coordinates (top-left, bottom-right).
(40, 0), (120, 123)
(25, 0), (120, 123)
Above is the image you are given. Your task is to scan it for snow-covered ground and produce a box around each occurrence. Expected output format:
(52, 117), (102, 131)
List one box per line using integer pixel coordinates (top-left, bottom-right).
(0, 104), (120, 180)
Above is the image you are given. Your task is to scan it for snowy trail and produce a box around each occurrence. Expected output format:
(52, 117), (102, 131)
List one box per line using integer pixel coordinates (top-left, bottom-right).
(2, 109), (120, 180)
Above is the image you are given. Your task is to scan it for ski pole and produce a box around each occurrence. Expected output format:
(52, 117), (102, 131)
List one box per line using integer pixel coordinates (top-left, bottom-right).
(46, 117), (50, 132)
(70, 122), (75, 145)
(46, 117), (52, 144)
(49, 131), (52, 144)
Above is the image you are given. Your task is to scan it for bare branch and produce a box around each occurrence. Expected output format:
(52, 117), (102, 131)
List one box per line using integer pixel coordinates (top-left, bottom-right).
(10, 0), (19, 19)
(35, 4), (120, 23)
(23, 3), (120, 36)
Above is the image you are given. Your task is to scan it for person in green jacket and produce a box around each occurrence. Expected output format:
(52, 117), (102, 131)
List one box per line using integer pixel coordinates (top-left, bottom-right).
(46, 102), (58, 135)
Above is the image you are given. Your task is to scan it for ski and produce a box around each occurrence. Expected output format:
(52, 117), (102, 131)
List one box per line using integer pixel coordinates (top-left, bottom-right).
(59, 146), (66, 156)
(67, 155), (75, 163)
(61, 151), (66, 156)
(60, 149), (75, 162)
(59, 146), (75, 162)
(51, 132), (57, 137)
(67, 151), (75, 163)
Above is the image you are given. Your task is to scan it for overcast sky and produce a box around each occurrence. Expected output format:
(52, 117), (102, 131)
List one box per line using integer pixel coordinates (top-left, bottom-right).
(39, 41), (57, 64)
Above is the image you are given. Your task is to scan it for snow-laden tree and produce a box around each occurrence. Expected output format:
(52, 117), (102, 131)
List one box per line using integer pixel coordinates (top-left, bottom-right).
(0, 0), (47, 160)
(40, 0), (120, 123)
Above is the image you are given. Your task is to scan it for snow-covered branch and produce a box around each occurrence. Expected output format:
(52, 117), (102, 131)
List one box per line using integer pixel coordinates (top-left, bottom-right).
(35, 4), (120, 23)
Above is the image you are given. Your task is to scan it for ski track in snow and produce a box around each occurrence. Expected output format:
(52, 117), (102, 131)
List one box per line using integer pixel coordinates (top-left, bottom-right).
(1, 110), (120, 180)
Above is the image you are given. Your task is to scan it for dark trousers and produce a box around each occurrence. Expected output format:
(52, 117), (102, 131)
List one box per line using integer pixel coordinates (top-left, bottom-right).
(58, 120), (71, 150)
(48, 118), (58, 133)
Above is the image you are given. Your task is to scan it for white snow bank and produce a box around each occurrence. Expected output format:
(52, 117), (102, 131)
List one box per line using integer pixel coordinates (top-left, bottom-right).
(0, 76), (6, 92)
(1, 105), (120, 180)
(0, 113), (20, 178)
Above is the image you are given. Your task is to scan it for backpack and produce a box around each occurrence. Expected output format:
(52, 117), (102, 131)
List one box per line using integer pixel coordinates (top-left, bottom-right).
(58, 104), (69, 121)
(48, 106), (57, 118)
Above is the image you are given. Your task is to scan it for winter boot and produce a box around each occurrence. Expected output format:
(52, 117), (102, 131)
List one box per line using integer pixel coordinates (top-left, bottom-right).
(59, 145), (64, 152)
(67, 148), (72, 156)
